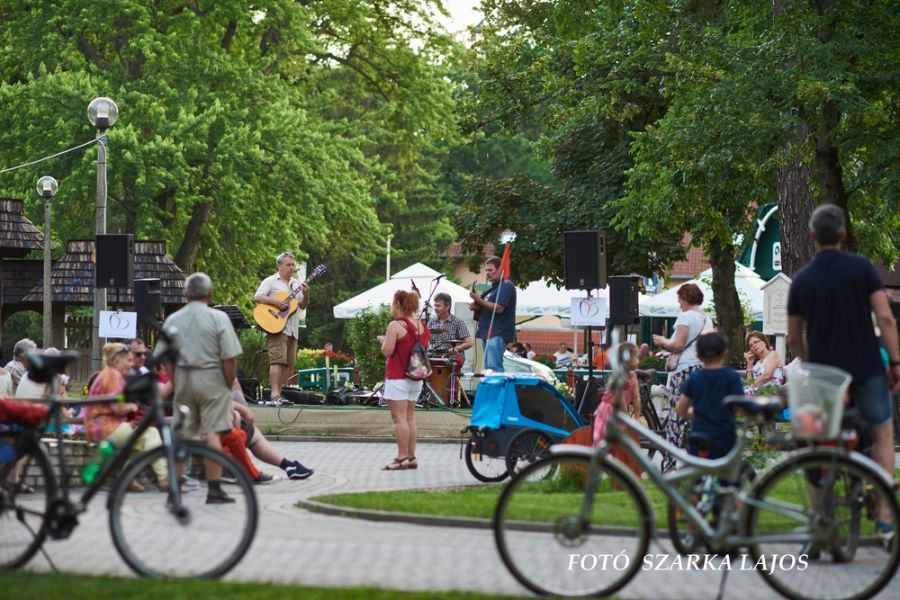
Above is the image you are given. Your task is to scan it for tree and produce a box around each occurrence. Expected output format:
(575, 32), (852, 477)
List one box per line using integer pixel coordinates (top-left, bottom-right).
(458, 0), (898, 358)
(0, 1), (466, 351)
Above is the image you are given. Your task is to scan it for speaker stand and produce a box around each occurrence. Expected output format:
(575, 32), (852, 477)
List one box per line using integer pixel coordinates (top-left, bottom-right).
(575, 325), (600, 417)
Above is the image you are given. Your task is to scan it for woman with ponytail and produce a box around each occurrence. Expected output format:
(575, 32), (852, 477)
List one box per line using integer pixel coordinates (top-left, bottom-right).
(377, 289), (429, 470)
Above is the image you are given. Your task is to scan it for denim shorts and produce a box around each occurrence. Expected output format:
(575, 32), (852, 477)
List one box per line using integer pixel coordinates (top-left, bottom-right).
(852, 374), (892, 427)
(383, 378), (423, 402)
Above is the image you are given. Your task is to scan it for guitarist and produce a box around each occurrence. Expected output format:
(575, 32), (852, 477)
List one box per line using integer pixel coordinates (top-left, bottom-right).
(253, 252), (309, 407)
(469, 256), (517, 372)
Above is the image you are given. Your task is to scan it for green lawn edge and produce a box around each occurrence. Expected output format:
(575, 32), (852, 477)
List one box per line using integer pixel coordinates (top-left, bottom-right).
(0, 571), (527, 600)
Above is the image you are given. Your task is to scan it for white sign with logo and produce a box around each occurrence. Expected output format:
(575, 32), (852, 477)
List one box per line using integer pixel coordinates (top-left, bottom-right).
(570, 297), (608, 327)
(772, 242), (782, 272)
(99, 310), (137, 339)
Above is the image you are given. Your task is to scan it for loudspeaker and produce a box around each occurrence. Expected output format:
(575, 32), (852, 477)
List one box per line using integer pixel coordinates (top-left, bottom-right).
(96, 234), (134, 288)
(564, 231), (606, 290)
(134, 278), (161, 325)
(238, 378), (260, 402)
(575, 378), (600, 418)
(609, 276), (640, 325)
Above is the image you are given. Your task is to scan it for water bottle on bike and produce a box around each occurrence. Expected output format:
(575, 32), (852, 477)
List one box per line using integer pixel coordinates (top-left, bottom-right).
(80, 439), (115, 484)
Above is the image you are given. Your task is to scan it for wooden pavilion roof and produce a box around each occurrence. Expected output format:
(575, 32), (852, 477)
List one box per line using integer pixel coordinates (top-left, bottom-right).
(0, 198), (48, 258)
(22, 240), (186, 306)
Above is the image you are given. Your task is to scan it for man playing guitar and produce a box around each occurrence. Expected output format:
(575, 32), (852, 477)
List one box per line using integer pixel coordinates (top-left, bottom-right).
(427, 292), (473, 368)
(254, 252), (309, 407)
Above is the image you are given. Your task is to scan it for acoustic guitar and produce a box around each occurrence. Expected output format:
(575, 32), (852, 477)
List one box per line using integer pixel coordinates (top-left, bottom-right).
(252, 264), (326, 334)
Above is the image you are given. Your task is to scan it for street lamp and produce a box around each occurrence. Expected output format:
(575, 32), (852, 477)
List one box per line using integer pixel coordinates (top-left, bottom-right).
(88, 97), (119, 370)
(36, 176), (58, 349)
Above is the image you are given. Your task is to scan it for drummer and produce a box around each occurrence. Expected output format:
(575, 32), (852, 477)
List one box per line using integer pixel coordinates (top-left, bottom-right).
(427, 293), (474, 368)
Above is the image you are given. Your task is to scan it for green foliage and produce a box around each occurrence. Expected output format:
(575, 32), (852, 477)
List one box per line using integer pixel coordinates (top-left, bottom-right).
(343, 306), (393, 388)
(637, 355), (664, 371)
(459, 0), (898, 349)
(0, 1), (466, 351)
(237, 329), (269, 387)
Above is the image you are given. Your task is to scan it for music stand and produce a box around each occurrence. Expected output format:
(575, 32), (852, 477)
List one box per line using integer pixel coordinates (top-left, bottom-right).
(213, 305), (252, 330)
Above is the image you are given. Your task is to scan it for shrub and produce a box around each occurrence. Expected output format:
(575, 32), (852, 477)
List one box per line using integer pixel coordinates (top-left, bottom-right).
(638, 355), (665, 371)
(344, 306), (393, 387)
(237, 329), (270, 386)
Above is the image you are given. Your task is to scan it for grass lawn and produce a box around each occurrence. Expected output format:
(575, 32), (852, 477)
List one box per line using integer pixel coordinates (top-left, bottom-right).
(0, 572), (527, 600)
(311, 482), (674, 526)
(311, 467), (900, 528)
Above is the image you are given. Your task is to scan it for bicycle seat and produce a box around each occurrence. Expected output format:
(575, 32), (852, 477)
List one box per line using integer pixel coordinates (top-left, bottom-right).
(723, 394), (784, 419)
(25, 351), (80, 383)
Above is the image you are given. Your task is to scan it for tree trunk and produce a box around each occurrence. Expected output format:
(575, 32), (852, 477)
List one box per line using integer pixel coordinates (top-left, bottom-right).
(174, 201), (212, 272)
(777, 138), (816, 276)
(707, 237), (744, 365)
(772, 0), (816, 276)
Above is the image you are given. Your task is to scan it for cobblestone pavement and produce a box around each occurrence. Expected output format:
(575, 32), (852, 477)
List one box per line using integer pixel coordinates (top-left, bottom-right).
(24, 440), (900, 599)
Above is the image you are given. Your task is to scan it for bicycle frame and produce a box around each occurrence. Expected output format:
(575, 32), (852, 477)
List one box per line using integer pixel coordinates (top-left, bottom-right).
(29, 371), (185, 526)
(558, 402), (894, 551)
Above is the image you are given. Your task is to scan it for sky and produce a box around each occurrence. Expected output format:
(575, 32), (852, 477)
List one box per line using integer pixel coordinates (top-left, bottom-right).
(441, 0), (482, 33)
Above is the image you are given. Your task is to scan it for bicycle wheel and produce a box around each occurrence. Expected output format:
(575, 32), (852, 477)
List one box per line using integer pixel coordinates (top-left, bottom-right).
(0, 437), (53, 571)
(822, 470), (863, 563)
(667, 475), (715, 556)
(505, 428), (554, 478)
(108, 440), (258, 578)
(639, 401), (660, 460)
(494, 451), (651, 597)
(745, 451), (900, 600)
(464, 438), (508, 483)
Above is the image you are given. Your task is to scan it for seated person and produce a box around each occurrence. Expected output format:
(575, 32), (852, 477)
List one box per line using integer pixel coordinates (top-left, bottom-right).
(675, 332), (743, 460)
(83, 343), (169, 492)
(553, 343), (575, 368)
(220, 380), (314, 482)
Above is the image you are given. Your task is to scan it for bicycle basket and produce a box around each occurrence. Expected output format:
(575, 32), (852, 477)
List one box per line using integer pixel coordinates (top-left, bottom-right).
(785, 362), (851, 440)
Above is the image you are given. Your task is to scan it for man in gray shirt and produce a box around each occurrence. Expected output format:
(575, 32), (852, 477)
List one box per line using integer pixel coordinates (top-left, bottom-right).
(164, 273), (243, 504)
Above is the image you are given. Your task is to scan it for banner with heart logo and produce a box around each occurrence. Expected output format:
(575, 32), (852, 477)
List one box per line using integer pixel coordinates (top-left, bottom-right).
(569, 297), (608, 327)
(99, 310), (137, 339)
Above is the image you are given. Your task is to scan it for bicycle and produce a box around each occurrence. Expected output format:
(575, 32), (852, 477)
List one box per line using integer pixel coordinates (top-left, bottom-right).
(492, 347), (899, 600)
(0, 339), (258, 579)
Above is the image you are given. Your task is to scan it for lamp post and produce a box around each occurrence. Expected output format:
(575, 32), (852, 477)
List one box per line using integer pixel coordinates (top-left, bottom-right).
(36, 176), (58, 348)
(87, 97), (119, 370)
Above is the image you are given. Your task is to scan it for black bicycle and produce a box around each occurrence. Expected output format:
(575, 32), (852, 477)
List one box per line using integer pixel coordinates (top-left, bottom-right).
(0, 342), (258, 578)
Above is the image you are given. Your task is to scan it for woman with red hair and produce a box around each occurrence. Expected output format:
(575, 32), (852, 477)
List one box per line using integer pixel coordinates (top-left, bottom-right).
(651, 283), (713, 472)
(377, 289), (429, 470)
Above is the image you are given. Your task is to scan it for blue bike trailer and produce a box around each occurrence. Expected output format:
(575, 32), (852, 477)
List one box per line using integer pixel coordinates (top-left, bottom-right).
(469, 375), (583, 439)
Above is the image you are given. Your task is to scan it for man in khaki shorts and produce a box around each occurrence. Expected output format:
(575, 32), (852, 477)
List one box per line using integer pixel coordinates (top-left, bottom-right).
(164, 272), (243, 504)
(254, 252), (308, 406)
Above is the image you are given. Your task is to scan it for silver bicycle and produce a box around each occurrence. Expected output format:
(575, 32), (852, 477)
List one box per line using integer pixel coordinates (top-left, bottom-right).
(493, 347), (899, 600)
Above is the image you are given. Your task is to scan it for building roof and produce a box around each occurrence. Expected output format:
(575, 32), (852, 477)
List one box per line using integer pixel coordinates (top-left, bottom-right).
(667, 234), (710, 280)
(23, 240), (186, 306)
(0, 198), (48, 258)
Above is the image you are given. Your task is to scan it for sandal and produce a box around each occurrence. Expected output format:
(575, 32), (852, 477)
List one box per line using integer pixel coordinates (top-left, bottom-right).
(406, 456), (418, 470)
(382, 457), (409, 471)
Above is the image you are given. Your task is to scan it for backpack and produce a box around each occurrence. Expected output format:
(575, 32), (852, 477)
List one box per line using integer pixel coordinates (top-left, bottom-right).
(401, 319), (432, 380)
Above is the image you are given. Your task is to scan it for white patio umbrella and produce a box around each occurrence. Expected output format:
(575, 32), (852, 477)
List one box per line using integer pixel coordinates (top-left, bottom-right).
(639, 262), (766, 320)
(333, 263), (471, 319)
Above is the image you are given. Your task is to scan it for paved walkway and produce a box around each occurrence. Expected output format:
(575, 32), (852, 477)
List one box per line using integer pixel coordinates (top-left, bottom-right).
(25, 440), (900, 599)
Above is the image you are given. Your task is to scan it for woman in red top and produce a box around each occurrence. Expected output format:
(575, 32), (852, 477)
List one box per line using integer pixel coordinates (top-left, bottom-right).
(377, 290), (429, 470)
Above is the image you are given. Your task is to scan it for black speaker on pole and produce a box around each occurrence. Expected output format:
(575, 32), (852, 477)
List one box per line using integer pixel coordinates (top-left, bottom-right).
(134, 278), (161, 325)
(609, 275), (640, 325)
(96, 234), (134, 288)
(564, 230), (607, 290)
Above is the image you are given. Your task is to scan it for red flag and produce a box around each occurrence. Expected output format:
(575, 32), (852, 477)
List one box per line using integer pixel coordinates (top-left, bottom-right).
(499, 243), (511, 280)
